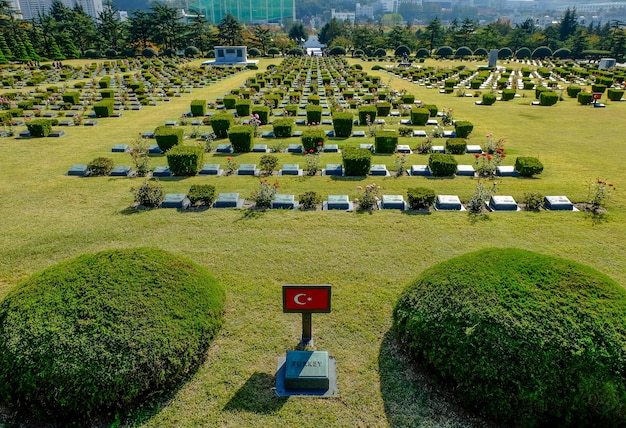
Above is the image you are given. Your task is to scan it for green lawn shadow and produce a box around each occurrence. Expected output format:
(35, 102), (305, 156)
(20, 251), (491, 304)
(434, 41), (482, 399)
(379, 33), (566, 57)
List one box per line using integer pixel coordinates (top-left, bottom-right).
(223, 372), (287, 414)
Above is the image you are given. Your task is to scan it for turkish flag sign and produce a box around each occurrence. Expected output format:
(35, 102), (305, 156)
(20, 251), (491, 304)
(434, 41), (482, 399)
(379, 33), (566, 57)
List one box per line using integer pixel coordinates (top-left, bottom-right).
(283, 284), (332, 313)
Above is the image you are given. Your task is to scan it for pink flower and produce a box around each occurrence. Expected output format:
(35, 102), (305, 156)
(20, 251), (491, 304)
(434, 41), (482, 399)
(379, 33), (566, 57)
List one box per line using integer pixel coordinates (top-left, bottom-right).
(486, 133), (492, 138)
(356, 186), (363, 190)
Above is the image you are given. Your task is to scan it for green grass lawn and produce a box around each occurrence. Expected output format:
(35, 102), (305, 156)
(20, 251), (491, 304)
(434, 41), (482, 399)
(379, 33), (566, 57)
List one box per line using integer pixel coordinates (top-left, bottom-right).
(1, 57), (625, 427)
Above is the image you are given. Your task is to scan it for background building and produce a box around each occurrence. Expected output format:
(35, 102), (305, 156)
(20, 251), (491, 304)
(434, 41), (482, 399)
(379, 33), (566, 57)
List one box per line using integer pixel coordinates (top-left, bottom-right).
(18, 0), (103, 20)
(188, 0), (295, 24)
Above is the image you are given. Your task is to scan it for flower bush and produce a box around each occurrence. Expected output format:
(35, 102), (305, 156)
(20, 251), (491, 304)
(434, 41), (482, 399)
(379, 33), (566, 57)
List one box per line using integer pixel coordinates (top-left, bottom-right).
(587, 178), (615, 213)
(225, 156), (238, 176)
(129, 134), (150, 177)
(467, 181), (497, 214)
(354, 183), (380, 211)
(299, 191), (321, 210)
(131, 179), (164, 207)
(250, 180), (279, 208)
(474, 147), (506, 178)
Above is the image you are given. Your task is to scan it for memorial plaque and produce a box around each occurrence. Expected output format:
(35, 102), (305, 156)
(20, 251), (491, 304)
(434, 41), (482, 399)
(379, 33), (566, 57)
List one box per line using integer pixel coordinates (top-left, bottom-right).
(381, 195), (405, 210)
(252, 144), (268, 152)
(466, 145), (483, 154)
(284, 351), (330, 390)
(237, 164), (258, 176)
(152, 166), (171, 177)
(370, 164), (388, 176)
(292, 130), (303, 137)
(109, 166), (132, 176)
(431, 145), (445, 153)
(359, 144), (374, 152)
(67, 164), (89, 176)
(426, 119), (439, 126)
(323, 164), (343, 176)
(325, 195), (351, 210)
(412, 130), (427, 137)
(261, 131), (275, 139)
(271, 194), (296, 209)
(199, 163), (221, 175)
(435, 195), (463, 211)
(287, 144), (303, 153)
(280, 164), (301, 176)
(489, 195), (518, 211)
(142, 131), (155, 139)
(456, 165), (475, 176)
(324, 130), (335, 137)
(214, 193), (241, 208)
(216, 144), (232, 153)
(352, 131), (366, 137)
(111, 144), (129, 153)
(323, 144), (339, 153)
(410, 165), (430, 176)
(160, 193), (190, 209)
(544, 195), (574, 211)
(396, 145), (412, 153)
(496, 165), (517, 177)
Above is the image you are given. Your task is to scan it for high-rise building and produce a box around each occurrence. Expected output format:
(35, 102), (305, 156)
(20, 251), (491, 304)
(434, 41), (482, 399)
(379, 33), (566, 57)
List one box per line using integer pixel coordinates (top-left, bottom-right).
(18, 0), (103, 20)
(188, 0), (295, 24)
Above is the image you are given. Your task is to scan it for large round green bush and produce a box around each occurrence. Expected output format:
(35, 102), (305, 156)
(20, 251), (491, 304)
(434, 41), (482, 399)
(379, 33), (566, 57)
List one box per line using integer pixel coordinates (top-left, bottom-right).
(393, 248), (626, 427)
(0, 248), (225, 419)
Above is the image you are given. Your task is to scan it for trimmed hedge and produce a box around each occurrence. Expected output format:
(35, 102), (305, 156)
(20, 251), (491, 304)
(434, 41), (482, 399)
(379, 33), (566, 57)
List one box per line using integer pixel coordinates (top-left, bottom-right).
(374, 130), (398, 154)
(539, 91), (559, 106)
(428, 153), (457, 176)
(342, 147), (371, 176)
(223, 95), (237, 109)
(578, 92), (593, 105)
(501, 88), (516, 101)
(332, 112), (353, 138)
(422, 104), (438, 117)
(228, 125), (254, 152)
(87, 157), (114, 176)
(235, 99), (251, 117)
(515, 157), (544, 177)
(567, 85), (582, 97)
(210, 113), (233, 138)
(445, 138), (467, 154)
(100, 89), (115, 98)
(190, 99), (206, 117)
(26, 119), (52, 137)
(375, 101), (391, 117)
(406, 187), (436, 210)
(251, 105), (270, 125)
(306, 104), (322, 125)
(154, 126), (184, 152)
(607, 88), (625, 101)
(166, 145), (204, 176)
(393, 248), (626, 427)
(0, 248), (224, 419)
(62, 92), (80, 105)
(358, 105), (377, 126)
(93, 99), (114, 118)
(272, 118), (293, 138)
(410, 108), (430, 126)
(301, 129), (326, 152)
(454, 121), (473, 138)
(482, 93), (496, 105)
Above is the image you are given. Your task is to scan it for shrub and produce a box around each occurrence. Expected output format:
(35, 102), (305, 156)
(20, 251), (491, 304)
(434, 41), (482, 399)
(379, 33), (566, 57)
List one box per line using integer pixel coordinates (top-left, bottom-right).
(374, 48), (387, 57)
(482, 93), (496, 105)
(210, 113), (234, 138)
(428, 153), (457, 176)
(284, 104), (298, 116)
(166, 145), (203, 176)
(578, 91), (593, 105)
(228, 125), (254, 152)
(375, 101), (391, 117)
(515, 47), (531, 59)
(142, 47), (157, 57)
(154, 125), (184, 152)
(62, 91), (79, 105)
(374, 130), (398, 154)
(223, 95), (237, 109)
(87, 157), (114, 176)
(532, 46), (552, 59)
(539, 91), (559, 106)
(422, 104), (438, 117)
(406, 187), (436, 210)
(251, 106), (270, 125)
(515, 156), (544, 177)
(358, 105), (377, 125)
(501, 88), (516, 101)
(187, 184), (216, 206)
(273, 118), (293, 138)
(498, 47), (513, 59)
(190, 99), (206, 117)
(100, 89), (114, 98)
(93, 99), (114, 117)
(342, 147), (371, 176)
(435, 46), (453, 58)
(299, 191), (321, 209)
(393, 248), (626, 427)
(332, 112), (353, 137)
(552, 48), (571, 59)
(328, 46), (346, 56)
(607, 88), (625, 101)
(0, 248), (224, 418)
(415, 48), (430, 58)
(26, 119), (52, 137)
(250, 180), (279, 208)
(455, 46), (472, 58)
(567, 85), (582, 97)
(596, 76), (613, 86)
(98, 77), (110, 88)
(445, 138), (467, 154)
(306, 104), (322, 125)
(301, 129), (326, 152)
(247, 47), (261, 57)
(410, 108), (430, 126)
(402, 94), (415, 104)
(521, 191), (544, 211)
(592, 83), (607, 94)
(235, 99), (251, 117)
(454, 121), (473, 138)
(259, 154), (279, 175)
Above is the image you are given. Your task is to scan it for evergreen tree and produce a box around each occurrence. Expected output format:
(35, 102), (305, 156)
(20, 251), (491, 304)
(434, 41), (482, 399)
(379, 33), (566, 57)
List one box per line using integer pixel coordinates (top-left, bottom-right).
(0, 35), (12, 60)
(424, 17), (444, 51)
(58, 32), (80, 59)
(217, 14), (242, 46)
(0, 47), (7, 64)
(49, 37), (66, 60)
(559, 7), (578, 41)
(14, 36), (30, 62)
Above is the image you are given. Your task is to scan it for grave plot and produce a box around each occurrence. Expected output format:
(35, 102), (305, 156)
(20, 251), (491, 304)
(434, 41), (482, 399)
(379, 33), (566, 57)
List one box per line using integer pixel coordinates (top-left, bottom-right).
(271, 194), (298, 209)
(323, 195), (353, 211)
(213, 193), (244, 208)
(160, 193), (190, 209)
(435, 195), (465, 211)
(544, 196), (577, 211)
(380, 195), (406, 210)
(488, 196), (519, 211)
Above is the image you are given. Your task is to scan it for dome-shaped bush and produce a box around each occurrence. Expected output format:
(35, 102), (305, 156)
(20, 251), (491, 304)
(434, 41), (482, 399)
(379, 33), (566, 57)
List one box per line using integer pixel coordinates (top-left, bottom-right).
(247, 47), (261, 57)
(374, 48), (387, 57)
(105, 48), (118, 58)
(393, 248), (626, 427)
(353, 49), (364, 57)
(435, 46), (453, 58)
(553, 48), (571, 59)
(497, 47), (512, 59)
(532, 45), (552, 59)
(515, 47), (531, 59)
(142, 47), (157, 58)
(473, 47), (488, 57)
(328, 46), (346, 56)
(394, 45), (410, 57)
(455, 46), (472, 58)
(185, 45), (201, 57)
(0, 248), (225, 419)
(415, 48), (430, 58)
(288, 47), (304, 56)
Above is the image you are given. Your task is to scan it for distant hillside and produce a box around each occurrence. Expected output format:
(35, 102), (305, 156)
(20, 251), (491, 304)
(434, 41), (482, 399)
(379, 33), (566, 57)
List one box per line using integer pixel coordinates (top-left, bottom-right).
(112, 0), (150, 12)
